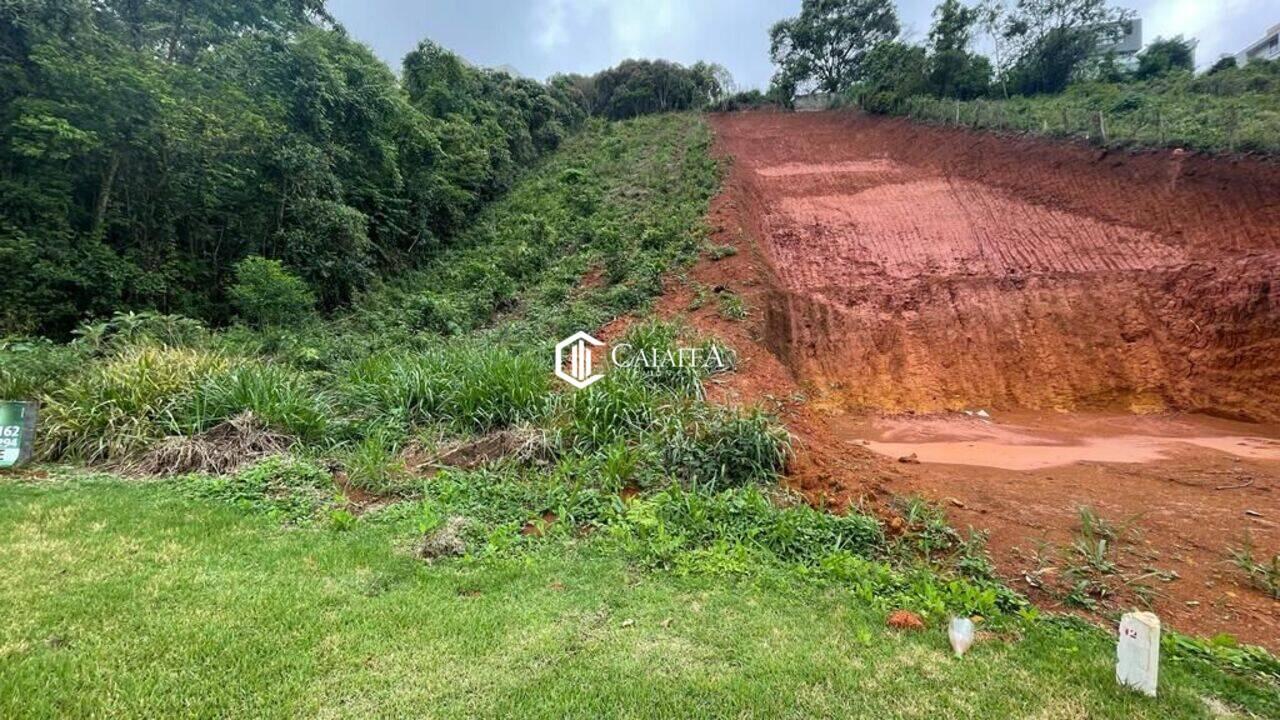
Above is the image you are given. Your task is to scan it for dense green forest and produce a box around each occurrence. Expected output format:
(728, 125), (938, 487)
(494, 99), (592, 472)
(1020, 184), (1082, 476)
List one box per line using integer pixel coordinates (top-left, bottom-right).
(0, 1), (728, 337)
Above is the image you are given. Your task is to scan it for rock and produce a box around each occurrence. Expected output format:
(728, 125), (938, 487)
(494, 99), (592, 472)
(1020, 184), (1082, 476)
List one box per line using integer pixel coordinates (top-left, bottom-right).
(887, 610), (925, 630)
(898, 453), (920, 464)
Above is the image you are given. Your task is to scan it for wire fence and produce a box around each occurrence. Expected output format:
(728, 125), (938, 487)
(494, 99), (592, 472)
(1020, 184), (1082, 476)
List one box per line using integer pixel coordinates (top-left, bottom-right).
(857, 94), (1280, 156)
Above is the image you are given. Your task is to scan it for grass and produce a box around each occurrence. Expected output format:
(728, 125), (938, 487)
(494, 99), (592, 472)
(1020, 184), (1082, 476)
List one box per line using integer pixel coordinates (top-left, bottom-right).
(1, 474), (1276, 719)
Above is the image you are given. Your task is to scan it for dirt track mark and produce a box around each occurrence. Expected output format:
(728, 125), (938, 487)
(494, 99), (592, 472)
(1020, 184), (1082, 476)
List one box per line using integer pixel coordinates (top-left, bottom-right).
(715, 112), (1280, 420)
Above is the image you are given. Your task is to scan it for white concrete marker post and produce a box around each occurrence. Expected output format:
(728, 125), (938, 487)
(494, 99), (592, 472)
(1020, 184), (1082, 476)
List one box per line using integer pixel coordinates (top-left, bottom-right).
(1116, 611), (1160, 697)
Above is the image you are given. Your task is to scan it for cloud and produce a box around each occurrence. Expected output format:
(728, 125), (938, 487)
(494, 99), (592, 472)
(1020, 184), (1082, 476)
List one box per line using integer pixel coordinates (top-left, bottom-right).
(1139, 0), (1273, 65)
(532, 0), (691, 57)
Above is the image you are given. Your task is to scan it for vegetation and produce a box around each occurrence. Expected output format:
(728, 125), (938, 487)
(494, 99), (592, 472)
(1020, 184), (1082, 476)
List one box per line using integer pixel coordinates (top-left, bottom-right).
(2, 474), (1278, 718)
(0, 2), (737, 337)
(3, 2), (1279, 715)
(760, 0), (1280, 155)
(557, 60), (733, 120)
(769, 0), (901, 95)
(898, 62), (1280, 153)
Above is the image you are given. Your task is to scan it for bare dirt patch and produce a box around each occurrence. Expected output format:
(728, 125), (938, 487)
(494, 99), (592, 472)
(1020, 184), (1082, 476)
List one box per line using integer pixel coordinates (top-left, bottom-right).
(653, 110), (1280, 649)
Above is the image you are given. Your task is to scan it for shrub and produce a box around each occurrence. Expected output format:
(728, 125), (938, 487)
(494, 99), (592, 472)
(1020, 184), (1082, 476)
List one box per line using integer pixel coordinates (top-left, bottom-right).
(72, 311), (208, 352)
(0, 337), (84, 399)
(40, 346), (230, 462)
(229, 256), (315, 328)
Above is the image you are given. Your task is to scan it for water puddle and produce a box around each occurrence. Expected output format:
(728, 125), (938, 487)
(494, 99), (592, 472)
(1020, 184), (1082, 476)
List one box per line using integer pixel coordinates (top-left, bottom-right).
(836, 411), (1280, 470)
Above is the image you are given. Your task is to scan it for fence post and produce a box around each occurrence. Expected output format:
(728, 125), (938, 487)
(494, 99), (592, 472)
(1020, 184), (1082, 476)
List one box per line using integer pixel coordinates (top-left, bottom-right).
(1157, 111), (1165, 145)
(955, 100), (960, 126)
(1097, 111), (1107, 143)
(1227, 106), (1239, 152)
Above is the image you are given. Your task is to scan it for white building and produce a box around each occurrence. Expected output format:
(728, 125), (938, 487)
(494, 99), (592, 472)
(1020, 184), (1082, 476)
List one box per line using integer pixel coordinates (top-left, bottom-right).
(1237, 24), (1280, 65)
(1097, 18), (1143, 70)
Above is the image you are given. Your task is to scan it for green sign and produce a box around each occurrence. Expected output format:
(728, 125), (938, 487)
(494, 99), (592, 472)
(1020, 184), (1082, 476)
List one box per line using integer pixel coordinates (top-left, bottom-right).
(0, 402), (37, 468)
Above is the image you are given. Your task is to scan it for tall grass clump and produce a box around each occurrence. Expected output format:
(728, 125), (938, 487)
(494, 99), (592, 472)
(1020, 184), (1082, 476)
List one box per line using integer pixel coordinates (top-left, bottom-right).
(612, 486), (884, 569)
(340, 346), (550, 432)
(39, 346), (230, 463)
(178, 363), (331, 442)
(550, 370), (667, 452)
(657, 407), (791, 490)
(610, 319), (733, 399)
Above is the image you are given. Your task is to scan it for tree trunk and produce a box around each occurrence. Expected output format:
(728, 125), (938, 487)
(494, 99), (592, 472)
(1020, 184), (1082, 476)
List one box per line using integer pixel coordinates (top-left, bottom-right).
(93, 150), (121, 235)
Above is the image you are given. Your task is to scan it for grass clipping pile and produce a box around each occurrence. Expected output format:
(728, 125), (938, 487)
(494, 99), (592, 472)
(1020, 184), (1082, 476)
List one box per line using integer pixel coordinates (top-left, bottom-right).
(125, 412), (294, 476)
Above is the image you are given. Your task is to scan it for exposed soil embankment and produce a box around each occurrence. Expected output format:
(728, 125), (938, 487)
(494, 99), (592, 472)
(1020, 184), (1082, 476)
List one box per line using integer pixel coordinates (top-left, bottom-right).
(661, 110), (1280, 648)
(715, 112), (1280, 420)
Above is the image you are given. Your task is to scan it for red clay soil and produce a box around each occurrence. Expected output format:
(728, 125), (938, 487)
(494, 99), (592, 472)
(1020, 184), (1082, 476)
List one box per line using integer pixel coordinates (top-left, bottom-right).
(643, 110), (1280, 650)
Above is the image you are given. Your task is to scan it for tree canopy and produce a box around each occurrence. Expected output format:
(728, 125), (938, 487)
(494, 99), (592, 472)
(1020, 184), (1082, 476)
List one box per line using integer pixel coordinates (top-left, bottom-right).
(769, 0), (900, 94)
(0, 1), (606, 336)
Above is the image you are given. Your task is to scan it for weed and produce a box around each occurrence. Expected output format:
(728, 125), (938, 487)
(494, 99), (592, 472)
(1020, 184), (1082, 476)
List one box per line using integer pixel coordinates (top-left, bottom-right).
(0, 337), (85, 399)
(340, 346), (549, 433)
(179, 363), (330, 441)
(656, 407), (790, 490)
(717, 291), (748, 321)
(707, 244), (738, 260)
(342, 430), (413, 495)
(1229, 539), (1280, 600)
(178, 454), (333, 523)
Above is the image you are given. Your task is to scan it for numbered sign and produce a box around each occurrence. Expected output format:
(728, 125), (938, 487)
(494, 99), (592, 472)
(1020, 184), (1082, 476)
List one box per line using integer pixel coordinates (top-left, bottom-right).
(0, 401), (37, 468)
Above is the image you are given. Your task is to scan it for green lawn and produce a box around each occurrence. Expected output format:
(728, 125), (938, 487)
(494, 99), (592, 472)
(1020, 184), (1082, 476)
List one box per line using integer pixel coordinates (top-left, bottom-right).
(2, 475), (1275, 718)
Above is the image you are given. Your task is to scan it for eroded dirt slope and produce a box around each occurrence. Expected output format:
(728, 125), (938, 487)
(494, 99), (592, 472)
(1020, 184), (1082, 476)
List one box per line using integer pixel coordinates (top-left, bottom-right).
(717, 112), (1280, 420)
(655, 111), (1280, 649)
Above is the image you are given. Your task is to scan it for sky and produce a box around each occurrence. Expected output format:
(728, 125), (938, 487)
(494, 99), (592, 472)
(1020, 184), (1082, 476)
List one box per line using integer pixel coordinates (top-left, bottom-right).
(328, 0), (1280, 89)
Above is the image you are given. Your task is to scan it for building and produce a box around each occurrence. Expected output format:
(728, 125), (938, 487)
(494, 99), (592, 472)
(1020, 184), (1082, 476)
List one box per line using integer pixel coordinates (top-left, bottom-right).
(1237, 24), (1280, 65)
(1096, 18), (1143, 70)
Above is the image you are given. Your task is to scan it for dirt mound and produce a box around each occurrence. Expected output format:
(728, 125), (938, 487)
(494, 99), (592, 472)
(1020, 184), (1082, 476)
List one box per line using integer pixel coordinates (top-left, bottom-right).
(127, 412), (293, 476)
(712, 111), (1280, 420)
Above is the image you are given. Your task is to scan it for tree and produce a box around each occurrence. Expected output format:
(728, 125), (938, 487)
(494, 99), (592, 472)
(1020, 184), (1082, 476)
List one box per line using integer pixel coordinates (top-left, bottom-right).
(1001, 0), (1134, 95)
(858, 41), (929, 112)
(930, 0), (978, 53)
(977, 0), (1015, 97)
(1135, 36), (1195, 80)
(769, 0), (900, 94)
(926, 0), (992, 99)
(1206, 55), (1237, 75)
(0, 1), (585, 335)
(228, 256), (314, 327)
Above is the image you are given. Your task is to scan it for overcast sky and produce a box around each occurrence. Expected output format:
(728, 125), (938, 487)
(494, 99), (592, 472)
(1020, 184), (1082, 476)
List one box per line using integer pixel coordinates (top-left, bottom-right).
(329, 0), (1279, 89)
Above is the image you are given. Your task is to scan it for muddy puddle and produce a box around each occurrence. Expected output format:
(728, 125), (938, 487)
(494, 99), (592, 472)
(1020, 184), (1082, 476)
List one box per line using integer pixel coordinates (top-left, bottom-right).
(835, 411), (1280, 470)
